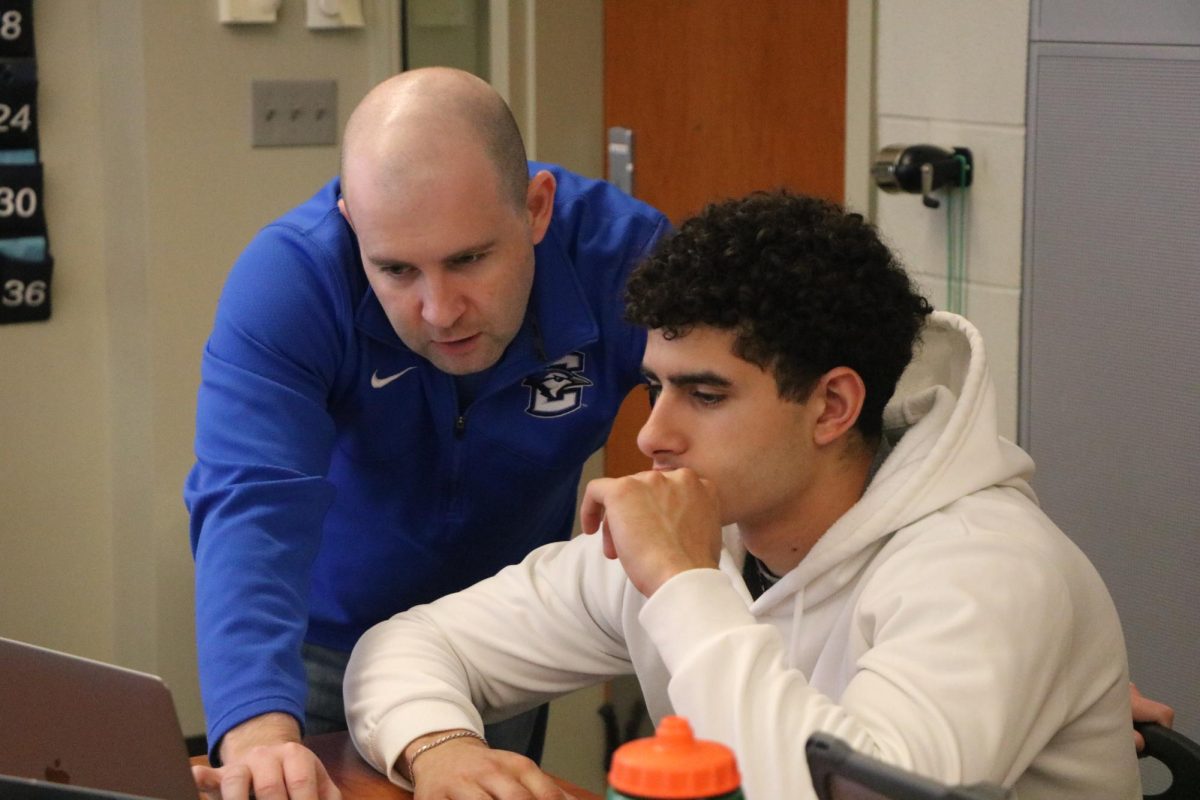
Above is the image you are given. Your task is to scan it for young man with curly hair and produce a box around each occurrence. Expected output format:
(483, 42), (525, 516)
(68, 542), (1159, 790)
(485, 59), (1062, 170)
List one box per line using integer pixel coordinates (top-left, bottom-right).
(343, 192), (1140, 799)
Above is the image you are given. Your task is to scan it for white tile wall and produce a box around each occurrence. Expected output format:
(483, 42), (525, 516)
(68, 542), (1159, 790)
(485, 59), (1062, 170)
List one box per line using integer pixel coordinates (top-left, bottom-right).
(963, 284), (1022, 441)
(873, 1), (1031, 440)
(876, 1), (1030, 125)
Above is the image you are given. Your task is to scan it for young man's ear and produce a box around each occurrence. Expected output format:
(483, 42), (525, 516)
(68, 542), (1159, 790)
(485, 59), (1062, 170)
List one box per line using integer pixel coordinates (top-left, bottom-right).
(811, 367), (866, 447)
(525, 170), (557, 245)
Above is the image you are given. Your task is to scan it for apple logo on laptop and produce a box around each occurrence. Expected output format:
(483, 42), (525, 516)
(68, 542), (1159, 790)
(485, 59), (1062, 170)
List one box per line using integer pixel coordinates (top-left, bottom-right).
(44, 758), (71, 784)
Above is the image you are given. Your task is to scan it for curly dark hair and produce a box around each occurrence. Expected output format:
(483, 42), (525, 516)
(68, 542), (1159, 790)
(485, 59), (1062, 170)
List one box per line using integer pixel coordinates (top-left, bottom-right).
(625, 191), (932, 440)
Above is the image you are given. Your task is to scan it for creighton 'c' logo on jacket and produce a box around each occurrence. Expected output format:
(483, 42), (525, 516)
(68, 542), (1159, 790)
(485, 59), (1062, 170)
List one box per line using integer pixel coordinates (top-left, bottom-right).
(523, 352), (593, 418)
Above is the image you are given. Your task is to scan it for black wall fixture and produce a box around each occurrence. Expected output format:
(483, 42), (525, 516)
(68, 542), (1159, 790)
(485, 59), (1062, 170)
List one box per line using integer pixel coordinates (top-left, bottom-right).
(872, 144), (973, 209)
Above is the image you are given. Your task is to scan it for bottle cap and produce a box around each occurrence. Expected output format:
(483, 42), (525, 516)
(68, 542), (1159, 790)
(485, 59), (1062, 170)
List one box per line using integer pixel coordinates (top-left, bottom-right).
(608, 716), (740, 798)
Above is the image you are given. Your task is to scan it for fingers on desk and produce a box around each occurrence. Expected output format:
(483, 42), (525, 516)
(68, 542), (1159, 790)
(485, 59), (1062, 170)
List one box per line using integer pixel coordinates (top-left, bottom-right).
(189, 745), (342, 800)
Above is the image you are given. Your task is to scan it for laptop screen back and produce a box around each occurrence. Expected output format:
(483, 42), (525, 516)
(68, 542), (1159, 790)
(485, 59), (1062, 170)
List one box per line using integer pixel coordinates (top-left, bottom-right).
(0, 637), (197, 800)
(0, 774), (160, 800)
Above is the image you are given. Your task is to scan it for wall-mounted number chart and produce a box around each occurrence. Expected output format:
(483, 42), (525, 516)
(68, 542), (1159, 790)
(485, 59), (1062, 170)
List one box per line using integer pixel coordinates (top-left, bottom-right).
(0, 0), (50, 324)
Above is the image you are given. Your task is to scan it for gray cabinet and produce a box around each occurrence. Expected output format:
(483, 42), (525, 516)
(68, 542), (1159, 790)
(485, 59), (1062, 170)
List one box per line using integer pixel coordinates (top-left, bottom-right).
(1023, 2), (1200, 742)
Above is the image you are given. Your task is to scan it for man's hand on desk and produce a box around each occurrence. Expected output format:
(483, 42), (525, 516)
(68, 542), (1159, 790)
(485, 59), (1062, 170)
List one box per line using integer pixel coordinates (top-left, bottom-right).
(192, 712), (342, 800)
(403, 730), (574, 800)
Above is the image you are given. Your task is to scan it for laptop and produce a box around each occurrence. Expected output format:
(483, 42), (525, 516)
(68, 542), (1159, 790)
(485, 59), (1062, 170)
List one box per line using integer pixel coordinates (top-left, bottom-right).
(0, 774), (159, 800)
(0, 637), (198, 800)
(806, 732), (1013, 800)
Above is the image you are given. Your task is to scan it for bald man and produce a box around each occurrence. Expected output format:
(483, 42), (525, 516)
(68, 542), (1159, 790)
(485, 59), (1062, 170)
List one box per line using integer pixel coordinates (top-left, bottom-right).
(186, 68), (668, 798)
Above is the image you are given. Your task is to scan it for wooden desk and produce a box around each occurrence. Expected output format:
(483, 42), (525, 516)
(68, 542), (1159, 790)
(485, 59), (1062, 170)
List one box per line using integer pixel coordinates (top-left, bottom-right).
(191, 731), (601, 800)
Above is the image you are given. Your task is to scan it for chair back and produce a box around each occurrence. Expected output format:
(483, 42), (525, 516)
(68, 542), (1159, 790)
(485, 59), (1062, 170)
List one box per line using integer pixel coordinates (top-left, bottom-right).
(1137, 722), (1200, 800)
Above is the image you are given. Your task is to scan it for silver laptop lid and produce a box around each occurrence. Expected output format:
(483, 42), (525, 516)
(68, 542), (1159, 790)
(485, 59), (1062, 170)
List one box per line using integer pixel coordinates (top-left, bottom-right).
(0, 637), (197, 800)
(0, 774), (159, 800)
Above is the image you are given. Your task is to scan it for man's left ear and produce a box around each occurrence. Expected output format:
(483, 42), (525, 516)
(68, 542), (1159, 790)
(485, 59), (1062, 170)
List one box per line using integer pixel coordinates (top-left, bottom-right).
(526, 169), (557, 245)
(336, 197), (354, 230)
(812, 367), (866, 447)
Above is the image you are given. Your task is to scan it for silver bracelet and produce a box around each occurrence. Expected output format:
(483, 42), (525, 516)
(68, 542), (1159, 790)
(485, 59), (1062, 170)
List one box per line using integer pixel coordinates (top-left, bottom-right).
(406, 729), (488, 780)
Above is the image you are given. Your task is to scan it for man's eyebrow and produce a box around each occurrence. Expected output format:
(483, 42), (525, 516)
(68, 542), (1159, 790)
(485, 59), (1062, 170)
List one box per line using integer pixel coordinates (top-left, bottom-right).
(640, 368), (732, 388)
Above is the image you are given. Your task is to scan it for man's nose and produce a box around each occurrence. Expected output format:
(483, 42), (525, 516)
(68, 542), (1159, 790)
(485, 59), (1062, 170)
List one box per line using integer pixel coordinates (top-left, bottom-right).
(420, 272), (465, 329)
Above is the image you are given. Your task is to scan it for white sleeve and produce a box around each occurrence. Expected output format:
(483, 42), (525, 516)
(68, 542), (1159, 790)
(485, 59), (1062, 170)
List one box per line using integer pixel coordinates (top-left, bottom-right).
(639, 532), (1132, 800)
(344, 533), (636, 785)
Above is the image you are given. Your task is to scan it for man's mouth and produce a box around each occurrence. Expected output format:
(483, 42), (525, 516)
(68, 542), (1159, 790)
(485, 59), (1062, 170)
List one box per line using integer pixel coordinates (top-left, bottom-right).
(433, 333), (480, 348)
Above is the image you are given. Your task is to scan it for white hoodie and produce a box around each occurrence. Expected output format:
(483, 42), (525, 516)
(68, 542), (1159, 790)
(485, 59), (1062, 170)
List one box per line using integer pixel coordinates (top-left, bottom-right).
(345, 312), (1140, 799)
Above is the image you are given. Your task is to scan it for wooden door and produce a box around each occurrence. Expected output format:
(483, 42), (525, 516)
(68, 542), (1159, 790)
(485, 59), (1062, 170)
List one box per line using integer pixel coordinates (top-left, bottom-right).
(603, 0), (848, 477)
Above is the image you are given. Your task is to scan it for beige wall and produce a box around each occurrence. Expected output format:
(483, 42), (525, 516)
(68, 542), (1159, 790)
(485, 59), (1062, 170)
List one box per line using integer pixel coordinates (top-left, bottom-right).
(489, 0), (603, 179)
(2, 5), (114, 665)
(1, 0), (399, 736)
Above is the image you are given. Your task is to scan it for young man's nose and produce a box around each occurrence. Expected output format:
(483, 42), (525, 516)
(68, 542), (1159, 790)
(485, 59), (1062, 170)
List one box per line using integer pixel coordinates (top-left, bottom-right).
(636, 396), (685, 460)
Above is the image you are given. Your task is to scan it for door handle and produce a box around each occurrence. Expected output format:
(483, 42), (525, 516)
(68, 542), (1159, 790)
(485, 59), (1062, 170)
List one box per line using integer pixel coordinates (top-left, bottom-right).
(607, 126), (635, 195)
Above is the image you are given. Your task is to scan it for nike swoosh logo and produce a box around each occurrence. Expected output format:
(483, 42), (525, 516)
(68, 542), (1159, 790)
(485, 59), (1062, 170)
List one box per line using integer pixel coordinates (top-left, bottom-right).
(370, 367), (417, 389)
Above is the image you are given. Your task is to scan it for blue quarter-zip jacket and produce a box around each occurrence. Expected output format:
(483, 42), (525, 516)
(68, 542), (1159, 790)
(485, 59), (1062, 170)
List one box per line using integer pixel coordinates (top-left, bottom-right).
(185, 164), (669, 750)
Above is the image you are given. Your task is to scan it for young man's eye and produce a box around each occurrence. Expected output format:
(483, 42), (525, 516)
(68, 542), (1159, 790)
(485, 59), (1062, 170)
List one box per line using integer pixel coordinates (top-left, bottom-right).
(644, 383), (662, 408)
(691, 391), (724, 407)
(380, 264), (415, 278)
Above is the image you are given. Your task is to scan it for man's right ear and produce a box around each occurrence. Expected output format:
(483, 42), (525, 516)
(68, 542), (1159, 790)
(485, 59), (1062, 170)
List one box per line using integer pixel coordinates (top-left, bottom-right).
(337, 197), (353, 229)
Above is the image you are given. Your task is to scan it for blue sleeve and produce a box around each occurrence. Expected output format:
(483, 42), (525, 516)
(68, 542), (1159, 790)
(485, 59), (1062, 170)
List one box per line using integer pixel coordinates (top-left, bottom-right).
(184, 217), (352, 755)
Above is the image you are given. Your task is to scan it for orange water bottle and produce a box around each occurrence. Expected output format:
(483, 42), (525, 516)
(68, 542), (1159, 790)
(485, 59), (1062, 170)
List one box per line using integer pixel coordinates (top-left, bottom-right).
(607, 716), (745, 800)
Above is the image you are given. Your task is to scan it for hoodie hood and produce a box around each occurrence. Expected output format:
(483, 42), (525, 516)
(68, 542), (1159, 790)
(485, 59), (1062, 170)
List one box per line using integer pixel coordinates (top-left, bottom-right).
(743, 311), (1036, 611)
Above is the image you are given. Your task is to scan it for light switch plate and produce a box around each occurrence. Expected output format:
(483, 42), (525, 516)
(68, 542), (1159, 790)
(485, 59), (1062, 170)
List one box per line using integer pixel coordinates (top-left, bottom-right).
(218, 0), (281, 24)
(251, 80), (337, 147)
